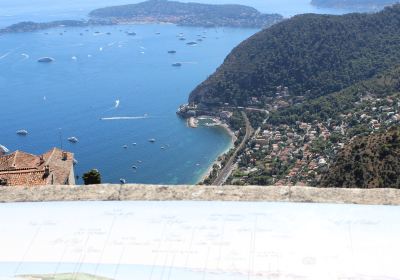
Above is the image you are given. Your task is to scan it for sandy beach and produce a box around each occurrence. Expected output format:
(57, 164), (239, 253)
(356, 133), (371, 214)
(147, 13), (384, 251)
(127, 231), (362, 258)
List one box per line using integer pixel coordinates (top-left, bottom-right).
(196, 117), (237, 184)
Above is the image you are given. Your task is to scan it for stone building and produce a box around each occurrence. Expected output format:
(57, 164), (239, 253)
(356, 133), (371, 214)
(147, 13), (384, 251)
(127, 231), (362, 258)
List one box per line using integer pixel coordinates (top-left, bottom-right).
(0, 148), (75, 186)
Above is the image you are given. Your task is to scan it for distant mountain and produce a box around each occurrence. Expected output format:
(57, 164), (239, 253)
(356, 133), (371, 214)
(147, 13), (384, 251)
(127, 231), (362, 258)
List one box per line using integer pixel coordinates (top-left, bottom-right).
(189, 5), (400, 107)
(311, 0), (398, 10)
(320, 127), (400, 188)
(0, 0), (282, 34)
(89, 0), (283, 28)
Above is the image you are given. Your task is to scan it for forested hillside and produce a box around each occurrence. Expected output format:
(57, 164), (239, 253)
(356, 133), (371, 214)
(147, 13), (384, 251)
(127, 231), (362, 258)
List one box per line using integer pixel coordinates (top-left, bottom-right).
(227, 65), (400, 187)
(90, 0), (283, 28)
(269, 65), (400, 127)
(189, 4), (400, 107)
(320, 127), (400, 188)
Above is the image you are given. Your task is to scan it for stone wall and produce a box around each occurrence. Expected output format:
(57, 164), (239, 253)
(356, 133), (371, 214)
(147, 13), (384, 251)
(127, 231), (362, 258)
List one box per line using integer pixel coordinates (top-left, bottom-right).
(0, 184), (400, 205)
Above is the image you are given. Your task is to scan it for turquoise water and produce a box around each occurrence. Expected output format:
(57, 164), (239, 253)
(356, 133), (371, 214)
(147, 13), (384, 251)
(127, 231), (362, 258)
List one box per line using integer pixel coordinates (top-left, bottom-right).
(0, 24), (251, 184)
(0, 0), (353, 185)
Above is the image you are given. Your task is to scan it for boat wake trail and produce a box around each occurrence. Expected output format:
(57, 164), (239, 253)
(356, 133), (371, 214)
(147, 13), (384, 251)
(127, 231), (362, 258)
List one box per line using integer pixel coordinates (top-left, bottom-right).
(21, 53), (30, 60)
(100, 116), (149, 121)
(0, 52), (11, 60)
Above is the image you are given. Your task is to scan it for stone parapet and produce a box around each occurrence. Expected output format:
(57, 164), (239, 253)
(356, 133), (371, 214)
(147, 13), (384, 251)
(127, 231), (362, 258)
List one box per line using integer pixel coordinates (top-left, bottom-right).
(1, 184), (400, 205)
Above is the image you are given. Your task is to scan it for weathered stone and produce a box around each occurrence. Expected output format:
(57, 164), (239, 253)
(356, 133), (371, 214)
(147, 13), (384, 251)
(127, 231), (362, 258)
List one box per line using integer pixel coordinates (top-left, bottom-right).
(0, 184), (399, 205)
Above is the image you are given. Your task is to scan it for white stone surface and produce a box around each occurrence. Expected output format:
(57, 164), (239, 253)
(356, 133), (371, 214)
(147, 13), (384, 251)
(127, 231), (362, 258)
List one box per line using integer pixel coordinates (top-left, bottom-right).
(0, 201), (399, 279)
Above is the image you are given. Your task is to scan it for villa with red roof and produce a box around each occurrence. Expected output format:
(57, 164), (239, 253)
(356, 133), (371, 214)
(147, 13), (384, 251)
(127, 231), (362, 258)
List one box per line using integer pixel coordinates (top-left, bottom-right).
(0, 148), (75, 186)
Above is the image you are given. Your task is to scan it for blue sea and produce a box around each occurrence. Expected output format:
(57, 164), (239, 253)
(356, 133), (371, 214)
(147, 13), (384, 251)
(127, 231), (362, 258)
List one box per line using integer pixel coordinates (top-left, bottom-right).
(0, 1), (351, 185)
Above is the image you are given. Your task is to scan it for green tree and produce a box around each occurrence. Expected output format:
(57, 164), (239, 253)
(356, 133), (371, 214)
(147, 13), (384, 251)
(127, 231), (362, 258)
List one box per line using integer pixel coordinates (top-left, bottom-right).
(82, 169), (101, 185)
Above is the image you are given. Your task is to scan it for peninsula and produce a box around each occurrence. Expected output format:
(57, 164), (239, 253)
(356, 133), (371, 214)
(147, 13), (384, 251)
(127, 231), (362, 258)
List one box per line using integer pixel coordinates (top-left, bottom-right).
(311, 0), (398, 10)
(0, 19), (114, 34)
(89, 0), (283, 28)
(0, 0), (283, 34)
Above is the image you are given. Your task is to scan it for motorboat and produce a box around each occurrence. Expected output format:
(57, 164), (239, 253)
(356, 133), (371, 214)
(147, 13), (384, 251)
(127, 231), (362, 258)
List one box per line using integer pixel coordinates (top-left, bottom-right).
(16, 130), (28, 136)
(68, 137), (79, 143)
(37, 57), (55, 63)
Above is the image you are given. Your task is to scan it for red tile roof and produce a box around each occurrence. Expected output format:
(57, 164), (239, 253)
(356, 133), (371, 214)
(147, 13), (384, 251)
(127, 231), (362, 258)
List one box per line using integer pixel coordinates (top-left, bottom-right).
(0, 170), (47, 186)
(0, 150), (41, 171)
(0, 148), (74, 187)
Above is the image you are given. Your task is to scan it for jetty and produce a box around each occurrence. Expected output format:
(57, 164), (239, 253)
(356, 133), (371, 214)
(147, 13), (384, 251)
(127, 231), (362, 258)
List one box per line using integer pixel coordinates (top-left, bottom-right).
(187, 117), (198, 128)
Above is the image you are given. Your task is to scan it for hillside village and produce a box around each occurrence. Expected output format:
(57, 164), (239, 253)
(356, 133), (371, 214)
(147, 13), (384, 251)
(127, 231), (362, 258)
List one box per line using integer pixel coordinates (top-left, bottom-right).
(185, 78), (400, 187)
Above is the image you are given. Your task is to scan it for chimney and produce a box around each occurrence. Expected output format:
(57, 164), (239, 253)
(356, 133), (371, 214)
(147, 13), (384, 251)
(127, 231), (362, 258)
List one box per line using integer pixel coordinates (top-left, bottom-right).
(44, 165), (50, 177)
(62, 151), (68, 161)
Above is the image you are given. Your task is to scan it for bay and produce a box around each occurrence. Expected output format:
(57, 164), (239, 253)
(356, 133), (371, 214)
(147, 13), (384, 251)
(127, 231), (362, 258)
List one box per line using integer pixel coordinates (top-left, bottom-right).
(0, 24), (252, 184)
(0, 0), (353, 185)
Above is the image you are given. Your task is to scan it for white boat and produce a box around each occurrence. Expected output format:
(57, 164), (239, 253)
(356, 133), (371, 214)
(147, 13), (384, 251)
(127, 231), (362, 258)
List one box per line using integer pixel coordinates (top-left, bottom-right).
(149, 138), (156, 143)
(0, 144), (9, 153)
(123, 145), (128, 149)
(120, 178), (126, 184)
(132, 165), (138, 169)
(37, 57), (55, 63)
(68, 137), (79, 143)
(16, 130), (28, 136)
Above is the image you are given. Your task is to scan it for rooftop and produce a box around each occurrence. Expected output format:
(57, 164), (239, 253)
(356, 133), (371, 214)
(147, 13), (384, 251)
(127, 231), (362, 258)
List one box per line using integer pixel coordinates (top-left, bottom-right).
(0, 148), (74, 186)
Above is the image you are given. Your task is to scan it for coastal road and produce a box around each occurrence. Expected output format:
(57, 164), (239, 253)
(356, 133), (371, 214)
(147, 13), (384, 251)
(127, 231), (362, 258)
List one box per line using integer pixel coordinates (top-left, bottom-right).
(212, 111), (253, 186)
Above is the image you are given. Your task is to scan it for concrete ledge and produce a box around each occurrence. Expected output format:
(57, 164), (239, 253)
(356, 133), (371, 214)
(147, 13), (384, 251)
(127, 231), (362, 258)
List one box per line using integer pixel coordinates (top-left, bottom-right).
(1, 184), (400, 205)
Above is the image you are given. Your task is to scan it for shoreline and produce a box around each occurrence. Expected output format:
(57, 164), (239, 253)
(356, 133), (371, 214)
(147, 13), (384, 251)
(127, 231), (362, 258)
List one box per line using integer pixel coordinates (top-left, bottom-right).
(196, 117), (237, 184)
(187, 117), (199, 128)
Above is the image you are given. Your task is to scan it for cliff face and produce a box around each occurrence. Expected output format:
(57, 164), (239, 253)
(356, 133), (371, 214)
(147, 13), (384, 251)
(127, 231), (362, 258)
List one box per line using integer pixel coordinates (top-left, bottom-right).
(320, 127), (400, 188)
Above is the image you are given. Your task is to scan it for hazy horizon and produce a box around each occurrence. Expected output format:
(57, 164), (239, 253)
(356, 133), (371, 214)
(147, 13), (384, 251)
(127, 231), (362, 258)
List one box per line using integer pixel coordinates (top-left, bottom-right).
(0, 0), (351, 28)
